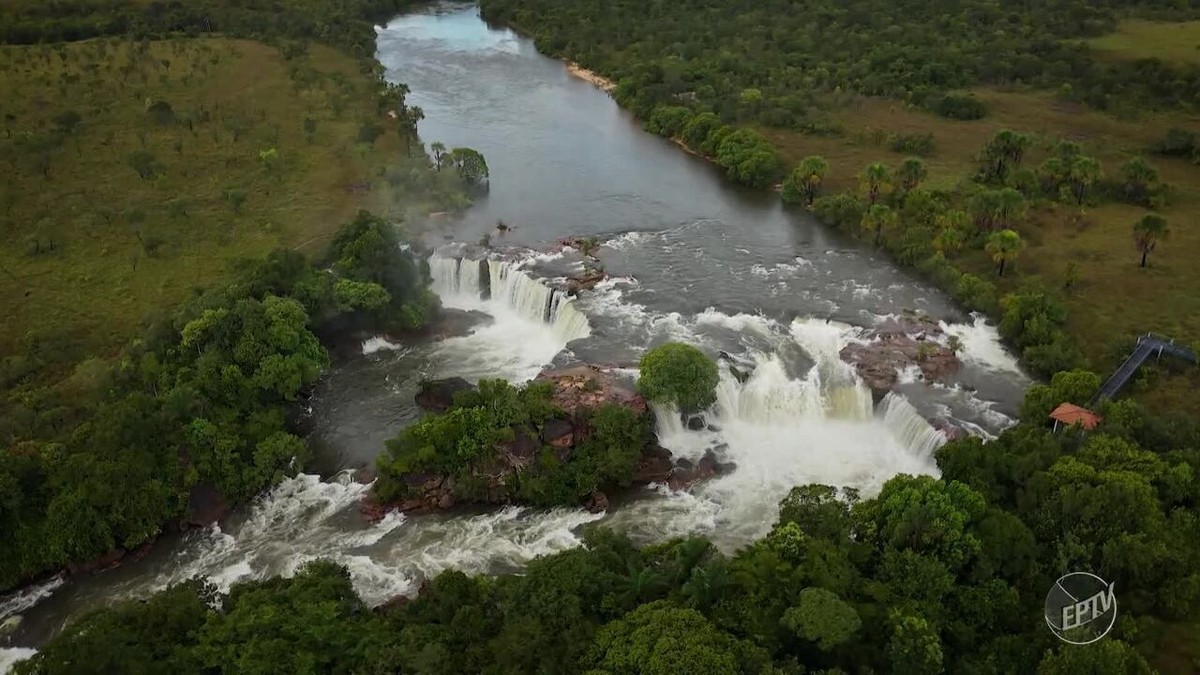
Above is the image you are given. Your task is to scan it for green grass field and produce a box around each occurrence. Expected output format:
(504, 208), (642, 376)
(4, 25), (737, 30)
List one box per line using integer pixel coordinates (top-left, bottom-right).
(1086, 19), (1200, 65)
(0, 36), (441, 369)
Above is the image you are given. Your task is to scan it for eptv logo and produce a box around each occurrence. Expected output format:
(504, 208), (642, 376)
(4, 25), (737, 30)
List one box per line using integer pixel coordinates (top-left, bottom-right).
(1044, 572), (1117, 644)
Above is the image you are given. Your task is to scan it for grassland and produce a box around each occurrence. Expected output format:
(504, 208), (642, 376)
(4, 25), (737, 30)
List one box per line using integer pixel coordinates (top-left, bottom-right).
(1085, 19), (1200, 65)
(0, 36), (448, 371)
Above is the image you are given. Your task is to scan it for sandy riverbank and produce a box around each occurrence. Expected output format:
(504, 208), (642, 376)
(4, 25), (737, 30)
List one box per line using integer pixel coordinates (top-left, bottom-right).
(566, 62), (616, 93)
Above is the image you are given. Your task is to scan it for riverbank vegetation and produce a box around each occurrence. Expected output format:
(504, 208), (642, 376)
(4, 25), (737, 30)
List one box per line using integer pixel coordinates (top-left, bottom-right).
(0, 0), (489, 589)
(20, 395), (1200, 673)
(479, 0), (1200, 408)
(0, 210), (437, 590)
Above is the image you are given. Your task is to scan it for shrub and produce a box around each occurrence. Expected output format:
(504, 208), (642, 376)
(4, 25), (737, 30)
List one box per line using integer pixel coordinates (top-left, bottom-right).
(638, 342), (719, 413)
(812, 191), (865, 230)
(930, 93), (986, 120)
(888, 132), (936, 156)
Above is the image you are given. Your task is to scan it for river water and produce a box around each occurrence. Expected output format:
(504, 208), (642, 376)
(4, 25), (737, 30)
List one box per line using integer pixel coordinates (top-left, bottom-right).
(0, 3), (1028, 664)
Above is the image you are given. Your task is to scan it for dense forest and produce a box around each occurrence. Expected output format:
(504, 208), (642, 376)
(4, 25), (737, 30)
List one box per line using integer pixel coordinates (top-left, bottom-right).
(481, 0), (1200, 126)
(17, 389), (1200, 673)
(0, 210), (436, 589)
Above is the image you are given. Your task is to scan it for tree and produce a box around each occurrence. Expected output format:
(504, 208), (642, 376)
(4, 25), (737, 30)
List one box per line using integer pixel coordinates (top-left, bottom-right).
(985, 229), (1024, 277)
(860, 162), (890, 205)
(782, 587), (861, 651)
(1132, 212), (1168, 268)
(223, 187), (247, 214)
(861, 203), (898, 246)
(637, 342), (719, 413)
(1119, 156), (1158, 206)
(1066, 155), (1102, 205)
(966, 189), (1001, 231)
(888, 613), (943, 674)
(781, 155), (828, 205)
(449, 147), (489, 186)
(127, 149), (162, 180)
(980, 130), (1030, 183)
(52, 109), (82, 134)
(430, 141), (448, 170)
(896, 157), (927, 192)
(582, 601), (766, 675)
(995, 188), (1026, 229)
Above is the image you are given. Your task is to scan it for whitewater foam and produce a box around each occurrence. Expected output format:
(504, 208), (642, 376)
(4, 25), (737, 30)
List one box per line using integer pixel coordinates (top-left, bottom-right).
(940, 314), (1025, 376)
(0, 576), (63, 623)
(361, 336), (404, 355)
(0, 648), (36, 674)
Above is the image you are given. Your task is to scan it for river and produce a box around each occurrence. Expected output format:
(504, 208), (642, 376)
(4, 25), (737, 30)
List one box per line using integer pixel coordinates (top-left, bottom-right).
(0, 3), (1028, 666)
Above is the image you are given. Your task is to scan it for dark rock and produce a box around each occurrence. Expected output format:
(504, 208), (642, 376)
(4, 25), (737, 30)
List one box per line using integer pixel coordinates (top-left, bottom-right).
(415, 377), (475, 413)
(183, 483), (226, 528)
(68, 548), (125, 576)
(686, 415), (706, 431)
(633, 444), (675, 485)
(504, 432), (539, 471)
(567, 269), (607, 295)
(585, 491), (609, 513)
(542, 417), (574, 447)
(668, 450), (731, 491)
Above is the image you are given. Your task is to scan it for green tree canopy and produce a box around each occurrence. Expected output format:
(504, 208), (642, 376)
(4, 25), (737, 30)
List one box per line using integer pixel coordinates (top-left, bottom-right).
(637, 342), (719, 413)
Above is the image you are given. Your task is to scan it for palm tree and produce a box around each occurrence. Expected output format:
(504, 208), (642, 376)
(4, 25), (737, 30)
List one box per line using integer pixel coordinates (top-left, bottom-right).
(1067, 155), (1103, 205)
(430, 142), (447, 170)
(934, 227), (964, 257)
(1132, 213), (1169, 268)
(995, 188), (1026, 229)
(896, 157), (927, 192)
(985, 229), (1025, 277)
(797, 155), (828, 205)
(968, 189), (1004, 231)
(860, 162), (890, 205)
(1120, 156), (1158, 206)
(861, 203), (898, 246)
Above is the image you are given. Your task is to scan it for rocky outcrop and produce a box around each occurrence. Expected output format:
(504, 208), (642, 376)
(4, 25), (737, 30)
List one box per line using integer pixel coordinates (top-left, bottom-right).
(567, 268), (606, 296)
(402, 308), (491, 342)
(183, 483), (227, 529)
(415, 377), (476, 413)
(839, 313), (961, 397)
(535, 364), (648, 416)
(364, 365), (725, 520)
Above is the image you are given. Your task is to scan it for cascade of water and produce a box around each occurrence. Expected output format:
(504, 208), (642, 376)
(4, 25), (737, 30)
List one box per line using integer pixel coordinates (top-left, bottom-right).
(877, 392), (947, 459)
(429, 254), (591, 343)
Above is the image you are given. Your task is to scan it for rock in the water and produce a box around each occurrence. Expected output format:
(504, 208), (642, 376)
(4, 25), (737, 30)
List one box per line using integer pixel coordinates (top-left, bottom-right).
(567, 268), (607, 295)
(585, 491), (610, 513)
(686, 415), (706, 431)
(415, 377), (475, 413)
(633, 444), (675, 485)
(839, 312), (961, 396)
(403, 308), (492, 342)
(535, 365), (647, 415)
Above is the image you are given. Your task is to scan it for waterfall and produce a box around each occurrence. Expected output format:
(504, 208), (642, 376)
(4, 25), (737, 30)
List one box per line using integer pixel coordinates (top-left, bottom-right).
(877, 392), (947, 459)
(429, 254), (590, 344)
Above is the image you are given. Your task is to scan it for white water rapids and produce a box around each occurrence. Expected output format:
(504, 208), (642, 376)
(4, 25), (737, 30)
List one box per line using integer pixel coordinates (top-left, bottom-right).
(0, 250), (1025, 668)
